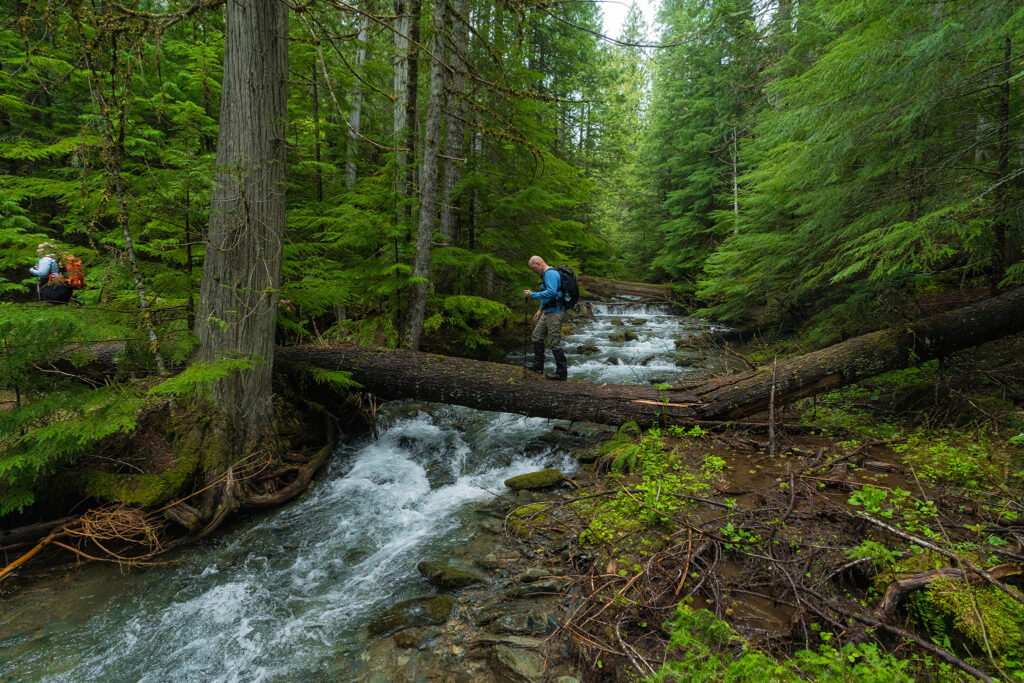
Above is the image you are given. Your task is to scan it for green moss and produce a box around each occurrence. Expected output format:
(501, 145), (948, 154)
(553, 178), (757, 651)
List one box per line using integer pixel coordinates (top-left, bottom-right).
(920, 579), (1024, 661)
(652, 602), (916, 682)
(581, 428), (728, 557)
(83, 450), (199, 506)
(508, 503), (549, 538)
(504, 468), (564, 491)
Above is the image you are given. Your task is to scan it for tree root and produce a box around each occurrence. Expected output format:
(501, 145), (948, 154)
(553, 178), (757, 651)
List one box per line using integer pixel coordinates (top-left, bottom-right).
(872, 564), (1023, 621)
(245, 441), (333, 508)
(1, 434), (337, 583)
(0, 505), (165, 582)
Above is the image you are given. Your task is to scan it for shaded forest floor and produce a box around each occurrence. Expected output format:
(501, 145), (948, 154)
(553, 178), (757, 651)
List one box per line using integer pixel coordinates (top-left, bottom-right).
(509, 334), (1024, 681)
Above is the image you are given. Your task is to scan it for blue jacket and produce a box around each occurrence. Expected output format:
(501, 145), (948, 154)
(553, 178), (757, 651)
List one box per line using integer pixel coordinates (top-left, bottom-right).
(30, 255), (60, 281)
(530, 268), (564, 313)
(30, 255), (60, 299)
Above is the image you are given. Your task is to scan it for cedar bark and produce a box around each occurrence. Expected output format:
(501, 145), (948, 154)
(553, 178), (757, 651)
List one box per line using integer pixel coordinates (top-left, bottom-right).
(406, 0), (449, 350)
(277, 286), (1024, 426)
(194, 0), (289, 511)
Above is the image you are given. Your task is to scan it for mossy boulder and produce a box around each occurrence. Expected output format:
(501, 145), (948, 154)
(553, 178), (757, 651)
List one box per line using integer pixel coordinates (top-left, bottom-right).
(608, 330), (638, 343)
(417, 561), (485, 591)
(610, 317), (624, 326)
(504, 469), (564, 491)
(368, 595), (456, 636)
(576, 344), (600, 356)
(630, 318), (646, 326)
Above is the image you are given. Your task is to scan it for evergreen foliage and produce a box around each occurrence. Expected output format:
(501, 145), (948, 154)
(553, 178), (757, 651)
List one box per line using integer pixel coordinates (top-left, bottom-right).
(636, 0), (1023, 335)
(0, 0), (623, 517)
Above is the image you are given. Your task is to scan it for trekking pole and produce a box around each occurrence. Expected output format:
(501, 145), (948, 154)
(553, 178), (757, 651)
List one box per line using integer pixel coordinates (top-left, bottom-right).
(524, 296), (529, 365)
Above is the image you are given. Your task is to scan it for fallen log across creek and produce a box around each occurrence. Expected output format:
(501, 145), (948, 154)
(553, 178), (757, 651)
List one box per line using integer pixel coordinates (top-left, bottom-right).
(274, 286), (1024, 426)
(577, 275), (676, 303)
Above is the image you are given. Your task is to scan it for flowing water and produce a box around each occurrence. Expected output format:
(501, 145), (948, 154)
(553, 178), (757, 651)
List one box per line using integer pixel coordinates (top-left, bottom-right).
(0, 302), (719, 682)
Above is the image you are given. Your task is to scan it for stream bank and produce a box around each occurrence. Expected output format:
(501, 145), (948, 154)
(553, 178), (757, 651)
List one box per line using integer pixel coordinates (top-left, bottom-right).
(1, 298), (717, 681)
(353, 334), (1024, 682)
(3, 300), (1022, 681)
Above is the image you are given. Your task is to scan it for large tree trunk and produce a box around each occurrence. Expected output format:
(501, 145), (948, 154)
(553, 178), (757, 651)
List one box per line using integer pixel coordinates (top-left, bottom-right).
(439, 0), (468, 247)
(277, 286), (1024, 426)
(193, 0), (288, 528)
(406, 0), (449, 350)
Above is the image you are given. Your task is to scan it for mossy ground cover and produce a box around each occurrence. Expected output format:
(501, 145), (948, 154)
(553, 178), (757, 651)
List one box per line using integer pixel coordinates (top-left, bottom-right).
(514, 336), (1024, 681)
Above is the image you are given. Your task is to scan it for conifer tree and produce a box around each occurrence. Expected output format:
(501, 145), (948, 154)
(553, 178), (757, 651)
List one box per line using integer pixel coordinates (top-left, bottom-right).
(192, 0), (289, 525)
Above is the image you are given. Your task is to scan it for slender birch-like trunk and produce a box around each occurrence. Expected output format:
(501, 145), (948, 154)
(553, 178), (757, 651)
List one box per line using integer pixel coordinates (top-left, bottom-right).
(407, 0), (449, 350)
(346, 13), (370, 189)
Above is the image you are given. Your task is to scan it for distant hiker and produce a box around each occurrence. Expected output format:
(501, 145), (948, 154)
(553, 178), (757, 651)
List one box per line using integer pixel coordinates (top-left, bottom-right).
(30, 242), (73, 304)
(523, 255), (568, 381)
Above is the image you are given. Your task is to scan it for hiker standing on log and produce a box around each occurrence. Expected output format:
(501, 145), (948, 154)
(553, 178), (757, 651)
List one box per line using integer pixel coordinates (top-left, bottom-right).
(29, 242), (72, 304)
(523, 255), (568, 381)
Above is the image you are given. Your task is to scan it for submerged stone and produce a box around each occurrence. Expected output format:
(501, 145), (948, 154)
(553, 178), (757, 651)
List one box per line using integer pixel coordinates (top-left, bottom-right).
(488, 645), (546, 683)
(575, 344), (599, 355)
(417, 561), (485, 591)
(507, 579), (568, 598)
(367, 595), (456, 636)
(504, 469), (564, 491)
(520, 567), (559, 583)
(486, 612), (557, 636)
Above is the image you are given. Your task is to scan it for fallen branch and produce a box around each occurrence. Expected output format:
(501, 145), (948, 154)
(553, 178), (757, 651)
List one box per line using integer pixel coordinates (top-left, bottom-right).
(872, 564), (1022, 621)
(855, 511), (1024, 608)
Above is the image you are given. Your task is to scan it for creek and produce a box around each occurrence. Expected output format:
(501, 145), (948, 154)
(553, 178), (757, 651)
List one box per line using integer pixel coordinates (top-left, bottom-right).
(0, 301), (720, 682)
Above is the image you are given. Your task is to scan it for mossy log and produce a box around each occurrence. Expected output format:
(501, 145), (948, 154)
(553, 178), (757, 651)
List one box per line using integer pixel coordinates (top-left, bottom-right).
(41, 287), (1024, 428)
(578, 276), (675, 302)
(275, 286), (1024, 425)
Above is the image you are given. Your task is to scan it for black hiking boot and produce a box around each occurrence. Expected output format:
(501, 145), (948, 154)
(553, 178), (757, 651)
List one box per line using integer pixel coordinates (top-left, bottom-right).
(527, 342), (545, 373)
(546, 349), (567, 381)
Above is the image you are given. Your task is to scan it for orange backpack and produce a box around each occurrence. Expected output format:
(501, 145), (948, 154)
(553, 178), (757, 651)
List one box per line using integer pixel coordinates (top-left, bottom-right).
(60, 254), (86, 289)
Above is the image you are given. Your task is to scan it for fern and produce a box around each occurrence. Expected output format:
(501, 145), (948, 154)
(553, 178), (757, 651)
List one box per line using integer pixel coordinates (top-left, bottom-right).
(147, 359), (257, 396)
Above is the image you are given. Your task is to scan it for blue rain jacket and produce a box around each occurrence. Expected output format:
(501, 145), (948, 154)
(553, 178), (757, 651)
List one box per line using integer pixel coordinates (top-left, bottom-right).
(530, 268), (565, 313)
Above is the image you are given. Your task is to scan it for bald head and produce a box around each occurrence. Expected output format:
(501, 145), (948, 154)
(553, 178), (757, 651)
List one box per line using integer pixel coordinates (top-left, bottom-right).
(528, 255), (547, 275)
